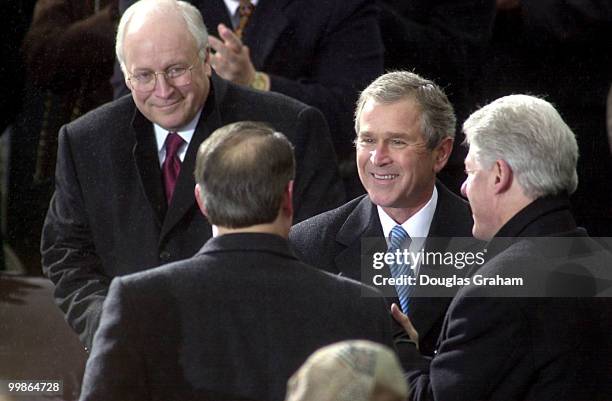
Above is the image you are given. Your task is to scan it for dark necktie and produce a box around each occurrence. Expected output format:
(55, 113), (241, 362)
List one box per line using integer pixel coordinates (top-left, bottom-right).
(388, 225), (414, 314)
(235, 0), (255, 39)
(162, 132), (184, 204)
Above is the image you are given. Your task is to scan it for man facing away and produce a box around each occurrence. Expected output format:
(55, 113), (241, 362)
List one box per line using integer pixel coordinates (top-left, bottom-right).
(290, 71), (477, 360)
(79, 121), (393, 401)
(42, 0), (344, 351)
(393, 94), (612, 401)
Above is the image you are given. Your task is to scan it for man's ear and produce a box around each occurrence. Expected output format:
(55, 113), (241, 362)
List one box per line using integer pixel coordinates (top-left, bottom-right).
(119, 63), (133, 92)
(203, 48), (212, 77)
(282, 180), (294, 217)
(493, 159), (513, 194)
(433, 137), (453, 173)
(194, 184), (208, 217)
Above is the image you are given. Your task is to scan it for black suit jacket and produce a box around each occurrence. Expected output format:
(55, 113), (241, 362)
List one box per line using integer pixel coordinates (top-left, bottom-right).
(407, 196), (612, 401)
(115, 0), (383, 150)
(42, 75), (345, 350)
(289, 182), (476, 357)
(79, 233), (395, 401)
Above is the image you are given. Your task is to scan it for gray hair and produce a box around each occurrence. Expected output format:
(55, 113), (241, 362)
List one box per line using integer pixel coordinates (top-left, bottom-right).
(355, 71), (456, 149)
(194, 121), (296, 228)
(463, 94), (579, 198)
(116, 0), (208, 74)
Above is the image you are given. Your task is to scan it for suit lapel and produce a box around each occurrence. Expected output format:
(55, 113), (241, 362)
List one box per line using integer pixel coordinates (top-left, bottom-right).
(132, 110), (166, 226)
(334, 197), (390, 287)
(243, 0), (292, 68)
(159, 79), (223, 241)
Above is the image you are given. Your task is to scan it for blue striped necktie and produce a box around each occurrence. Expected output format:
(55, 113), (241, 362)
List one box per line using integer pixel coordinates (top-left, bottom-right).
(388, 225), (413, 314)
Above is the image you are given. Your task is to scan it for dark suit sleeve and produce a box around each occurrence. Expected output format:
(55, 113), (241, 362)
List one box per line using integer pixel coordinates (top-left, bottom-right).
(406, 295), (525, 401)
(41, 126), (110, 350)
(375, 294), (398, 351)
(269, 0), (383, 143)
(289, 216), (339, 273)
(291, 106), (345, 222)
(79, 278), (148, 401)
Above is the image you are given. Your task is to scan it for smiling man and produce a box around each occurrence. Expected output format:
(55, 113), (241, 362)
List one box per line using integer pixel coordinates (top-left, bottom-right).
(41, 0), (344, 351)
(290, 71), (475, 362)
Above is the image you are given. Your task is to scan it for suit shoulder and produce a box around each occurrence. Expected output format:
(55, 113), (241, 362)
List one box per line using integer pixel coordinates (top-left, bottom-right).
(224, 79), (311, 114)
(116, 257), (200, 291)
(63, 95), (135, 138)
(290, 195), (367, 242)
(433, 181), (473, 236)
(437, 181), (468, 209)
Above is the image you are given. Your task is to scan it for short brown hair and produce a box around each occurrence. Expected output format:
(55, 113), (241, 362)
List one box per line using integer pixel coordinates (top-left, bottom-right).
(194, 121), (295, 228)
(355, 71), (456, 149)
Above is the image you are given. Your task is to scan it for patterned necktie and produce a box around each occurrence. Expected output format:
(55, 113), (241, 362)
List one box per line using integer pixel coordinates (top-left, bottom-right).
(388, 225), (414, 314)
(162, 132), (184, 204)
(235, 0), (255, 39)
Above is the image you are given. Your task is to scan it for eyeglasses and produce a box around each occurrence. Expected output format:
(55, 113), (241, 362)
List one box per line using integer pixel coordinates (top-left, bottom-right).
(127, 64), (195, 92)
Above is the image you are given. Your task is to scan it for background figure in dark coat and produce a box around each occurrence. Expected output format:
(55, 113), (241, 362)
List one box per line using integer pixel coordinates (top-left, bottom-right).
(42, 0), (344, 351)
(482, 0), (612, 236)
(379, 0), (497, 194)
(6, 0), (118, 274)
(395, 94), (612, 401)
(290, 72), (477, 363)
(79, 121), (394, 401)
(114, 0), (384, 156)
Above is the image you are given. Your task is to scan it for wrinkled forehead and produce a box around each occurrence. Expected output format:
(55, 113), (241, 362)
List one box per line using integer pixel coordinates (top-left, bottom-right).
(124, 16), (197, 66)
(125, 8), (188, 41)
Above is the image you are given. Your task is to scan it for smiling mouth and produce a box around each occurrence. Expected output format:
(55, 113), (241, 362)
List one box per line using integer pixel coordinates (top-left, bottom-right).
(157, 101), (180, 109)
(371, 173), (399, 180)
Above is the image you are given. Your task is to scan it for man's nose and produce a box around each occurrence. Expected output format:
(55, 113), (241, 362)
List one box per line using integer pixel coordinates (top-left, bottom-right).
(460, 180), (468, 198)
(370, 143), (391, 166)
(154, 73), (174, 98)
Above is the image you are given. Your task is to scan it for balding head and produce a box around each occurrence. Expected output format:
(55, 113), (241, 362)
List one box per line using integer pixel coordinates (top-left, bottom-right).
(195, 121), (296, 229)
(116, 0), (208, 73)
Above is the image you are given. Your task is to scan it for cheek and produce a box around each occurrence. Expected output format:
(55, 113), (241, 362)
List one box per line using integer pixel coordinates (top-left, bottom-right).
(356, 150), (369, 170)
(132, 91), (149, 106)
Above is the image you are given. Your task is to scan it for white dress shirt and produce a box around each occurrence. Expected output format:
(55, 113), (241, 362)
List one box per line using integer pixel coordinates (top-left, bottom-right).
(153, 108), (203, 166)
(377, 186), (438, 276)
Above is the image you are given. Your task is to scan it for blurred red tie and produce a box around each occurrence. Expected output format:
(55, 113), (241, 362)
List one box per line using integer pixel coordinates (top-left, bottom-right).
(162, 132), (184, 204)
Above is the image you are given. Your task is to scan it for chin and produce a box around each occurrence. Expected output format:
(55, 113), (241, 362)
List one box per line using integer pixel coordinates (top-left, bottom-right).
(157, 115), (188, 131)
(367, 193), (396, 208)
(473, 226), (493, 242)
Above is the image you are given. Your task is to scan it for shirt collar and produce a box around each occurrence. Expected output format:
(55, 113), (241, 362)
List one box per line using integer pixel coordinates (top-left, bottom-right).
(377, 185), (438, 241)
(154, 108), (203, 154)
(224, 0), (260, 18)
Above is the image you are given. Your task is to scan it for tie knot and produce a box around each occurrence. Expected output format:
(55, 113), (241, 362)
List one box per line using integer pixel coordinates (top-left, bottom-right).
(389, 225), (409, 250)
(165, 132), (184, 157)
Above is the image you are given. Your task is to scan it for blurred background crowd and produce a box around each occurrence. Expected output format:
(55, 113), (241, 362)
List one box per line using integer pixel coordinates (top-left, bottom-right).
(1, 0), (610, 275)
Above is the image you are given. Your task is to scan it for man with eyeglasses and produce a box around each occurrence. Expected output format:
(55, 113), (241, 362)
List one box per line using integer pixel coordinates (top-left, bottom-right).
(41, 0), (344, 351)
(114, 0), (384, 159)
